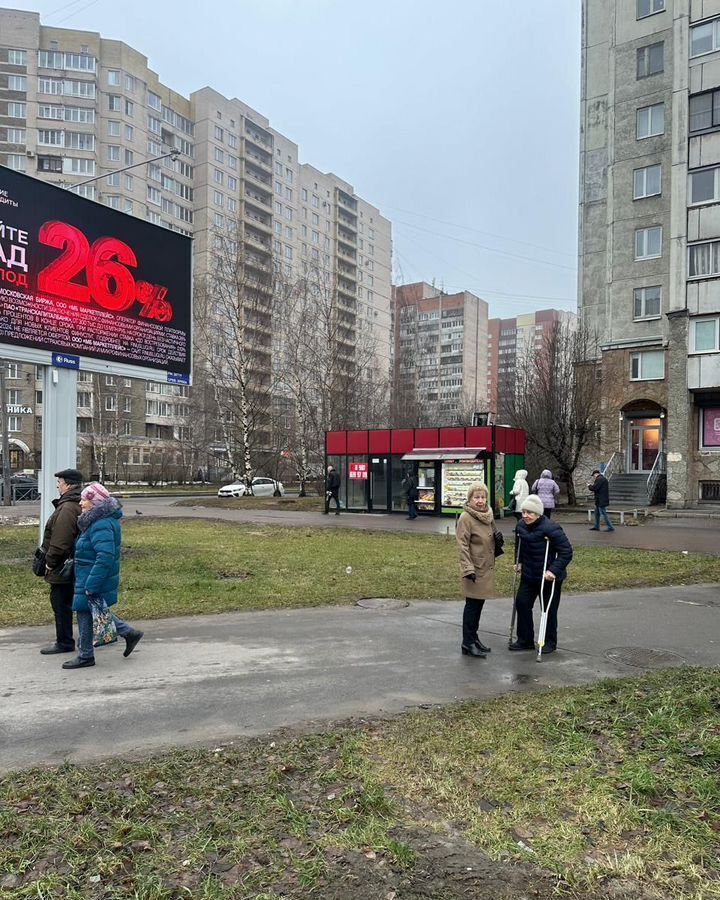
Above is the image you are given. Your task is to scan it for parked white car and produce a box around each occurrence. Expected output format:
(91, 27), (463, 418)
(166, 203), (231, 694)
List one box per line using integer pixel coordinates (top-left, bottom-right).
(217, 477), (284, 498)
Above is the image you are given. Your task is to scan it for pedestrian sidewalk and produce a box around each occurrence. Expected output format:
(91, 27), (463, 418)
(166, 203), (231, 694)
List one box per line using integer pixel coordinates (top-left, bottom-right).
(1, 583), (717, 772)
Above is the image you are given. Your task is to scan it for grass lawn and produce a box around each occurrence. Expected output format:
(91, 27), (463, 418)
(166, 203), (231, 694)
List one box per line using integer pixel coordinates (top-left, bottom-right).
(174, 495), (324, 511)
(1, 668), (717, 898)
(1, 519), (720, 628)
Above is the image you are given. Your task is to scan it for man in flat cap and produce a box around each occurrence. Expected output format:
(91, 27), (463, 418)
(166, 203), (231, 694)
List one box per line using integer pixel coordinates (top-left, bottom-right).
(39, 468), (83, 654)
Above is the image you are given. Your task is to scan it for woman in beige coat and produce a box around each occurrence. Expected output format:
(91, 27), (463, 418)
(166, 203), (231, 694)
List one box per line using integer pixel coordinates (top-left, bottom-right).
(456, 481), (497, 658)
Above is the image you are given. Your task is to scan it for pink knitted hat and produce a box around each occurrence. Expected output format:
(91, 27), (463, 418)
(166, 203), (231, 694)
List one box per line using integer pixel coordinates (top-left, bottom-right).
(81, 482), (111, 506)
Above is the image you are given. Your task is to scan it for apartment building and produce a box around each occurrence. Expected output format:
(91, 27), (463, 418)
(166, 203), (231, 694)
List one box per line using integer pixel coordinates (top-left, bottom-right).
(487, 309), (576, 418)
(0, 7), (392, 478)
(393, 282), (488, 426)
(579, 0), (720, 507)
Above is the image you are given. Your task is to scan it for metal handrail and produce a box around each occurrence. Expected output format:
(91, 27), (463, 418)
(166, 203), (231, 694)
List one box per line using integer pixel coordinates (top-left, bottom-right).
(603, 450), (623, 481)
(646, 450), (666, 503)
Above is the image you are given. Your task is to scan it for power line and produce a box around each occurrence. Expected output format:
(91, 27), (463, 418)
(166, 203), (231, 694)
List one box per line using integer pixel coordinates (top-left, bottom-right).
(384, 203), (577, 260)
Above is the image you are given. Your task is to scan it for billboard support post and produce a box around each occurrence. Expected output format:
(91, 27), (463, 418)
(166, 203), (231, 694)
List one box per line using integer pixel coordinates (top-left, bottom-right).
(39, 365), (77, 540)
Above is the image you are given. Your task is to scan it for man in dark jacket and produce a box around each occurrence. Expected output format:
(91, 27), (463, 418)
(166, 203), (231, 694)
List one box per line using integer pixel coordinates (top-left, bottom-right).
(509, 494), (573, 654)
(403, 470), (419, 520)
(324, 465), (341, 515)
(588, 468), (614, 532)
(39, 468), (83, 654)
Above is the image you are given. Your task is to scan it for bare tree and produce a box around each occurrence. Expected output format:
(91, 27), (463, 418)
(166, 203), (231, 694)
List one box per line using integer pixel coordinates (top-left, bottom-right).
(194, 217), (276, 492)
(505, 320), (600, 505)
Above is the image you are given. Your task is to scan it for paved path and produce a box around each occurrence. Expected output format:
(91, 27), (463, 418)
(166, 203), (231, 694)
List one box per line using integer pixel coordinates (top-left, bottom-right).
(3, 497), (720, 554)
(1, 583), (718, 772)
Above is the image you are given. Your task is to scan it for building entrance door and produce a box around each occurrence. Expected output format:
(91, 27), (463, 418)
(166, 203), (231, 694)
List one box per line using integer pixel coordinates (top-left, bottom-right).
(629, 419), (661, 472)
(369, 458), (388, 511)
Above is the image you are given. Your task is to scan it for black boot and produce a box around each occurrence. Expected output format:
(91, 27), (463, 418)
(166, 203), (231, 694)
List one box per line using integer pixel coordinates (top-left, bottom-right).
(123, 630), (144, 658)
(62, 656), (95, 669)
(474, 639), (492, 653)
(461, 644), (486, 658)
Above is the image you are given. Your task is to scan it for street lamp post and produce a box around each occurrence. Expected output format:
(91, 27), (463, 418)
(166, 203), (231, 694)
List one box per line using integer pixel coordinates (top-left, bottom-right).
(63, 148), (180, 190)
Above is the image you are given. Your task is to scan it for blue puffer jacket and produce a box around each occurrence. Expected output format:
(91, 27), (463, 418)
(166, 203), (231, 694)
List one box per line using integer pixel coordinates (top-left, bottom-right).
(72, 497), (123, 612)
(514, 514), (573, 583)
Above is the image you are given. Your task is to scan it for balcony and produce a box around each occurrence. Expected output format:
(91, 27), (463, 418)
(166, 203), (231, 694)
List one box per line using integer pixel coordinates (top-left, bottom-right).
(337, 225), (356, 245)
(336, 188), (357, 211)
(244, 185), (272, 209)
(688, 352), (720, 390)
(244, 226), (271, 252)
(245, 122), (272, 150)
(244, 207), (271, 232)
(338, 211), (357, 230)
(245, 146), (272, 170)
(244, 160), (271, 188)
(337, 245), (357, 261)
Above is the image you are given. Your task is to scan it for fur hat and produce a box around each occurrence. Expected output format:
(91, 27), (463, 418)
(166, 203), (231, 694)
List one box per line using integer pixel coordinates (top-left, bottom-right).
(520, 495), (544, 517)
(54, 468), (83, 484)
(81, 482), (111, 506)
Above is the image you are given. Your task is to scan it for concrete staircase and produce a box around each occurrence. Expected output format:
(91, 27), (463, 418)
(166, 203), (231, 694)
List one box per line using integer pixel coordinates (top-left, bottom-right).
(608, 473), (649, 505)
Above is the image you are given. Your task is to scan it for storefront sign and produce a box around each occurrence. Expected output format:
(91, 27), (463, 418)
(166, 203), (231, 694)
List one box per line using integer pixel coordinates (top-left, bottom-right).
(349, 462), (369, 480)
(6, 404), (32, 414)
(702, 407), (720, 448)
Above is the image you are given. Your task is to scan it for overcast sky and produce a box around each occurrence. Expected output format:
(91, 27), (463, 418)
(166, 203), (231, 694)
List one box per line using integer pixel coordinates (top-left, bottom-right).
(8, 0), (581, 318)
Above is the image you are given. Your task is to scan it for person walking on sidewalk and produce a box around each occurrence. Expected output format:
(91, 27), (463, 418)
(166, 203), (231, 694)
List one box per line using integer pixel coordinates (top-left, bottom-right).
(530, 468), (560, 519)
(588, 468), (614, 532)
(39, 468), (83, 656)
(324, 465), (341, 515)
(507, 468), (529, 521)
(62, 483), (143, 670)
(403, 469), (419, 520)
(456, 482), (498, 658)
(509, 494), (573, 655)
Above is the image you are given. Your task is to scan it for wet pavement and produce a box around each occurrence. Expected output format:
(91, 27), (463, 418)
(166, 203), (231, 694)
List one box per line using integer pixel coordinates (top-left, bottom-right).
(1, 582), (718, 772)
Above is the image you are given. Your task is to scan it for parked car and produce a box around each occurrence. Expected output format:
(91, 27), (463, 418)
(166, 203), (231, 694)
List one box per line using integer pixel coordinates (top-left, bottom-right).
(4, 474), (40, 501)
(217, 477), (284, 498)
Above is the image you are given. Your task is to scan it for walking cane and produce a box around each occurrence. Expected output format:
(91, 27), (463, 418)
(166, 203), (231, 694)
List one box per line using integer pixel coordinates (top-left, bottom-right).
(508, 536), (521, 646)
(536, 536), (556, 662)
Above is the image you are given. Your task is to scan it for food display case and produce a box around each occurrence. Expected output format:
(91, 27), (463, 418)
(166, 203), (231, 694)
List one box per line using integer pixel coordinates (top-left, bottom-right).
(441, 461), (489, 511)
(417, 461), (436, 513)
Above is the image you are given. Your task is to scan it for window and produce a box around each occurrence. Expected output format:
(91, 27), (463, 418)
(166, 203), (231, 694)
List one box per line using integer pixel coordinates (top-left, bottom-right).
(691, 317), (720, 353)
(7, 102), (26, 118)
(123, 395), (132, 412)
(228, 176), (237, 191)
(148, 115), (161, 134)
(700, 408), (720, 448)
(637, 103), (664, 139)
(107, 145), (120, 161)
(215, 125), (224, 141)
(213, 190), (224, 207)
(630, 350), (664, 380)
(125, 124), (134, 141)
(124, 149), (133, 166)
(635, 226), (662, 259)
(8, 50), (27, 65)
(7, 417), (21, 433)
(148, 91), (162, 111)
(637, 0), (664, 17)
(214, 169), (224, 184)
(121, 421), (132, 436)
(106, 173), (120, 186)
(214, 146), (224, 163)
(125, 99), (133, 116)
(6, 128), (25, 143)
(147, 186), (161, 205)
(107, 120), (120, 136)
(634, 164), (661, 198)
(107, 70), (120, 85)
(690, 19), (720, 58)
(689, 166), (720, 205)
(633, 286), (662, 319)
(688, 240), (720, 278)
(125, 74), (135, 92)
(6, 154), (26, 171)
(105, 395), (118, 411)
(7, 389), (21, 405)
(689, 90), (720, 133)
(7, 75), (27, 91)
(637, 42), (664, 77)
(108, 94), (121, 111)
(77, 391), (92, 407)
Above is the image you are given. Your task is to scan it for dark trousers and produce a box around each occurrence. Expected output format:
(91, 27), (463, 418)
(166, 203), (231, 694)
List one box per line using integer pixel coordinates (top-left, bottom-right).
(407, 497), (418, 518)
(49, 582), (75, 649)
(515, 578), (562, 648)
(462, 598), (486, 646)
(544, 508), (553, 519)
(325, 490), (340, 514)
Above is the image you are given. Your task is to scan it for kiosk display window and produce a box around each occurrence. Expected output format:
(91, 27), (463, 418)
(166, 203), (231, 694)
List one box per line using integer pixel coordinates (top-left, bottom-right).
(441, 461), (487, 509)
(417, 461), (436, 512)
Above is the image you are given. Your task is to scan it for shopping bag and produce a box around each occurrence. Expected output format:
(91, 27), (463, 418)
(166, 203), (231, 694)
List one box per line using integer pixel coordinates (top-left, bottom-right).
(88, 596), (118, 647)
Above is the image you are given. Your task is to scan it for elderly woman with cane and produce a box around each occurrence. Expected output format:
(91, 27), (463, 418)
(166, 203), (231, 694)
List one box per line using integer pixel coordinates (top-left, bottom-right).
(509, 494), (573, 656)
(456, 481), (501, 658)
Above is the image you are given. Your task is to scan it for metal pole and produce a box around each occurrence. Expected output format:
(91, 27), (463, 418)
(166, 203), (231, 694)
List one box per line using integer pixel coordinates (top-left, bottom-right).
(0, 361), (11, 506)
(64, 149), (180, 189)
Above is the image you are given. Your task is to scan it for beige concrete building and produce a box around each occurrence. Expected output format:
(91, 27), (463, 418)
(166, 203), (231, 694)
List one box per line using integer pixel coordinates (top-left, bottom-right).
(580, 0), (720, 507)
(0, 6), (392, 478)
(392, 282), (488, 426)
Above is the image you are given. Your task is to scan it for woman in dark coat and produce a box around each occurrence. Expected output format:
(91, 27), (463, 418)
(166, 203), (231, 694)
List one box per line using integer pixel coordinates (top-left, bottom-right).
(456, 481), (497, 658)
(62, 483), (143, 670)
(509, 494), (573, 655)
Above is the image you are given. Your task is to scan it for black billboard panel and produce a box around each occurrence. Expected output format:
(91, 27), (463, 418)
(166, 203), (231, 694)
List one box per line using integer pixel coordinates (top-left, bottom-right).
(0, 167), (192, 380)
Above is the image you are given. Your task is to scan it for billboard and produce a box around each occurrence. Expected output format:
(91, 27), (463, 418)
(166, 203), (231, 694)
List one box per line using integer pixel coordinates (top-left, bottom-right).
(0, 167), (192, 382)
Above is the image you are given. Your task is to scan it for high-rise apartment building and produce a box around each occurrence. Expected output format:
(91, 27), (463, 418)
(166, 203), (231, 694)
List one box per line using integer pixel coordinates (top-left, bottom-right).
(580, 0), (720, 507)
(393, 282), (488, 426)
(0, 7), (392, 477)
(487, 309), (576, 418)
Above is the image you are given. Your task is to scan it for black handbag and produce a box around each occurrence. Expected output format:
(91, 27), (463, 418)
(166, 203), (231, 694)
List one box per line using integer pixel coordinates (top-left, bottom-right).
(32, 548), (46, 577)
(493, 529), (505, 557)
(56, 557), (75, 583)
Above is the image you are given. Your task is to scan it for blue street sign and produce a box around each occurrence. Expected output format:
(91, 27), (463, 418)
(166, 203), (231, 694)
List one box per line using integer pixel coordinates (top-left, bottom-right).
(167, 372), (190, 384)
(52, 352), (80, 369)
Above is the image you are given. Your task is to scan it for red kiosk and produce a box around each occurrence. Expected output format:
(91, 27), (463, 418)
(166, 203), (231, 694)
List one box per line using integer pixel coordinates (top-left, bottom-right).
(325, 425), (526, 516)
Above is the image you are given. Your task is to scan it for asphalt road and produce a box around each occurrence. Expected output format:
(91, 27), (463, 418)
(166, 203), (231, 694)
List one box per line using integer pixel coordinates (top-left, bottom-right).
(1, 583), (718, 772)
